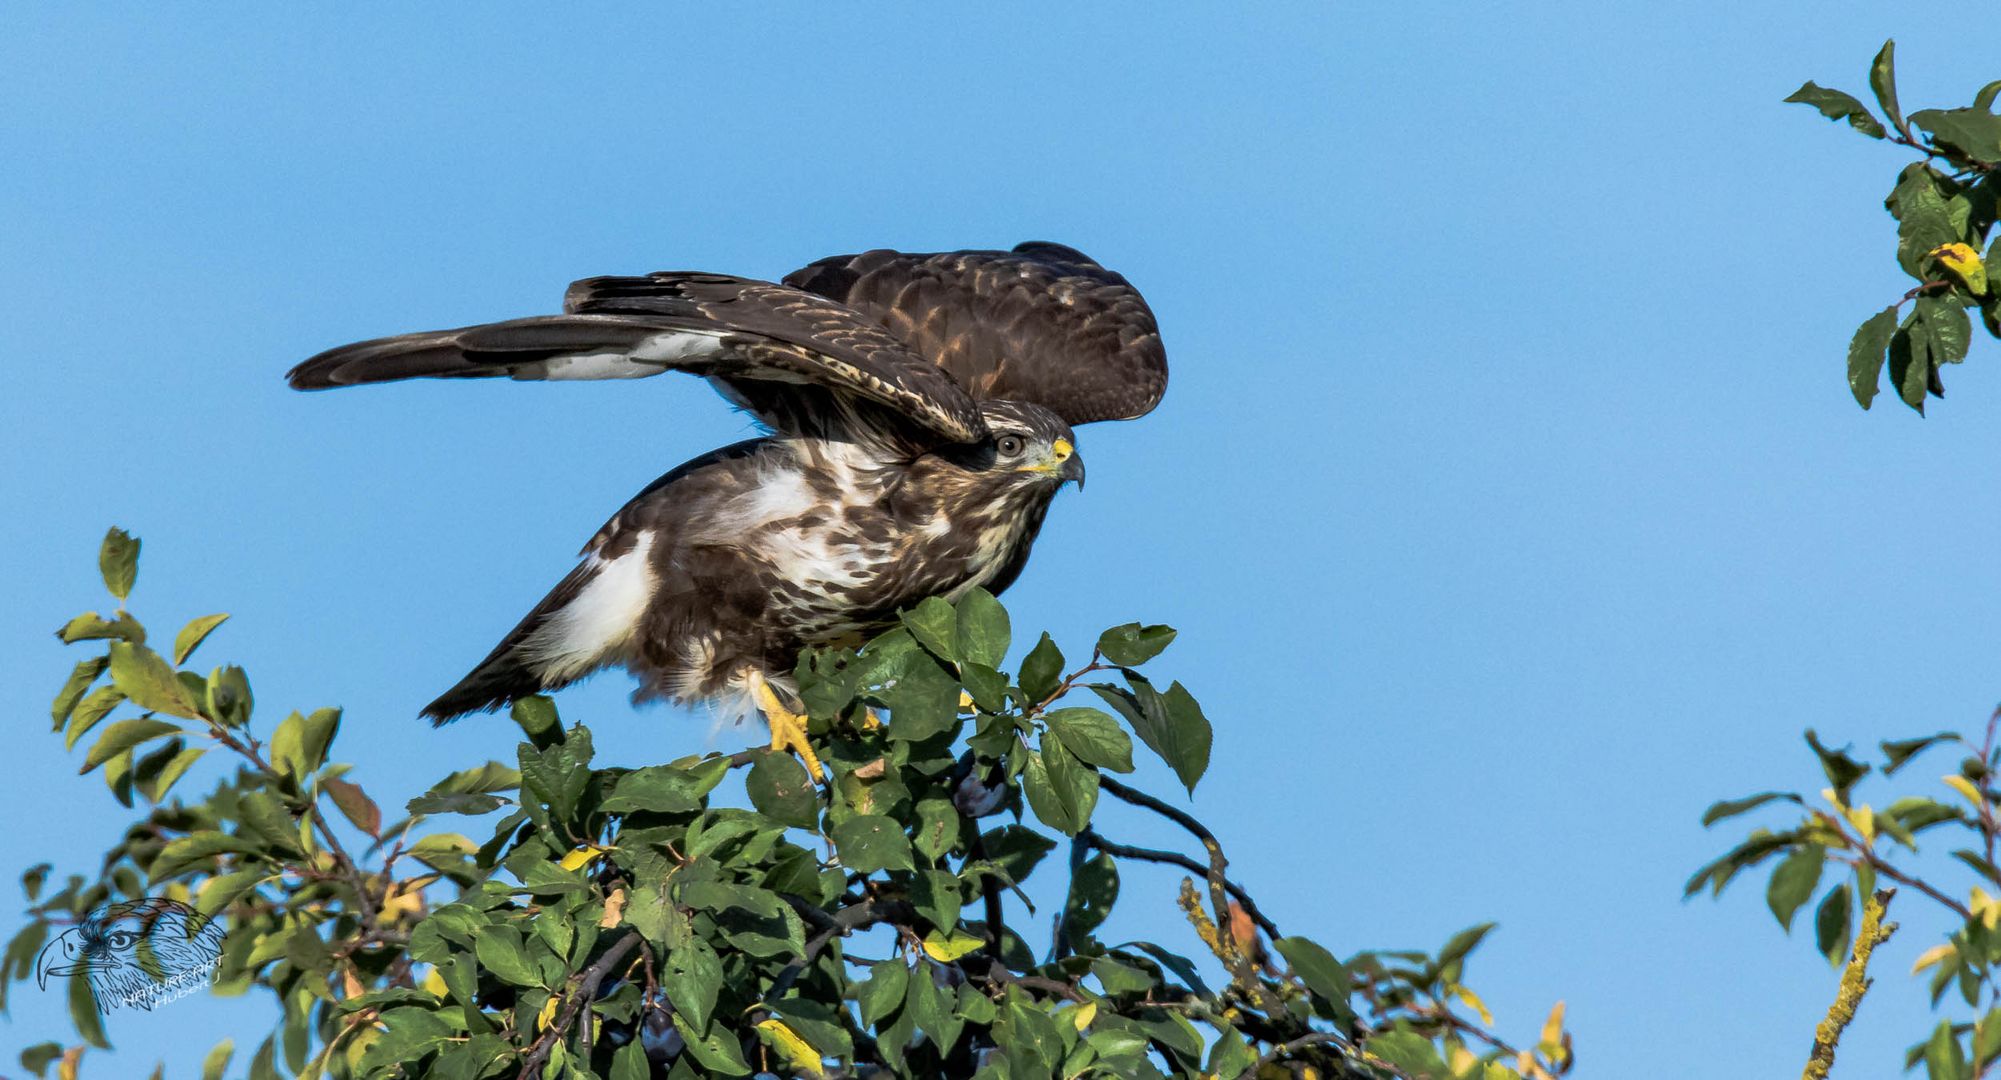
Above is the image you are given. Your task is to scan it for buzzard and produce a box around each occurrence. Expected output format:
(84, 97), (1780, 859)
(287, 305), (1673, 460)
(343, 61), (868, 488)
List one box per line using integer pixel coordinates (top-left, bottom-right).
(289, 242), (1166, 778)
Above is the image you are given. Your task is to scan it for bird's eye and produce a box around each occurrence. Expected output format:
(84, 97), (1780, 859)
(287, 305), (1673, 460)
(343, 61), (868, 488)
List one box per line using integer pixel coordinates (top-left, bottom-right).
(996, 435), (1025, 458)
(105, 932), (134, 949)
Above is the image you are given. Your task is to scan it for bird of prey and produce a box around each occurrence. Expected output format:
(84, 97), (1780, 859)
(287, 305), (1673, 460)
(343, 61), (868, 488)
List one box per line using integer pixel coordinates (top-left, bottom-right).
(289, 242), (1166, 778)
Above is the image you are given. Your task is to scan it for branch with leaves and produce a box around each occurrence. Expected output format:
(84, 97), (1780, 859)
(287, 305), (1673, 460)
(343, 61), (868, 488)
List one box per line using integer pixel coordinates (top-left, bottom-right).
(1694, 713), (2001, 1080)
(1787, 40), (2001, 412)
(10, 530), (1569, 1080)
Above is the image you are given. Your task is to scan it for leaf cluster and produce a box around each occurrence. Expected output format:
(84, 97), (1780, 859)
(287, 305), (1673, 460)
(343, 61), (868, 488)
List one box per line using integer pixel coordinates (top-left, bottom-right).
(11, 531), (1567, 1080)
(1787, 42), (2001, 411)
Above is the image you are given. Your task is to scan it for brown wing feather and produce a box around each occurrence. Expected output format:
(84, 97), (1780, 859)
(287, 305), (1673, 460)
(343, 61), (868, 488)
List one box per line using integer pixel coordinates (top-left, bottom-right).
(289, 275), (986, 445)
(780, 242), (1167, 425)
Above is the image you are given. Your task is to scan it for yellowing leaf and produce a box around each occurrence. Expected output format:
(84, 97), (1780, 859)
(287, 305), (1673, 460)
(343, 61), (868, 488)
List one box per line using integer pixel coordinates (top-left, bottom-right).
(1539, 1000), (1566, 1049)
(1912, 942), (1957, 974)
(1930, 242), (1989, 295)
(1974, 888), (2001, 930)
(921, 929), (986, 962)
(1451, 982), (1496, 1026)
(1945, 774), (1985, 808)
(1846, 804), (1876, 843)
(1071, 1000), (1099, 1031)
(600, 887), (628, 929)
(344, 968), (366, 999)
(421, 967), (448, 997)
(57, 1046), (83, 1080)
(559, 845), (609, 872)
(536, 995), (559, 1032)
(754, 1018), (826, 1078)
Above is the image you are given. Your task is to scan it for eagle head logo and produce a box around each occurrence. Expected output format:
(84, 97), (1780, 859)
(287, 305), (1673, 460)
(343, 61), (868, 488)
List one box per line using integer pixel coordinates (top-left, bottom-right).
(36, 898), (225, 1012)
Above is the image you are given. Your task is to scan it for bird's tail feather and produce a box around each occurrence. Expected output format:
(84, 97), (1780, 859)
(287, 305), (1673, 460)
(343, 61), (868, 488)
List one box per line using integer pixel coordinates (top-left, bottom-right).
(421, 559), (606, 725)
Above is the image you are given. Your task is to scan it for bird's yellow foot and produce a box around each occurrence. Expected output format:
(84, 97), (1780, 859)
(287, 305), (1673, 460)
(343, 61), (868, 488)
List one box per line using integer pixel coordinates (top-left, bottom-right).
(754, 679), (825, 783)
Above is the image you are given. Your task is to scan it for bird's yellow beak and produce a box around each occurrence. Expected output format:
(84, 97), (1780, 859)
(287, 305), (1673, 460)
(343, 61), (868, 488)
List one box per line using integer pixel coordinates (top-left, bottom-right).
(1018, 438), (1085, 488)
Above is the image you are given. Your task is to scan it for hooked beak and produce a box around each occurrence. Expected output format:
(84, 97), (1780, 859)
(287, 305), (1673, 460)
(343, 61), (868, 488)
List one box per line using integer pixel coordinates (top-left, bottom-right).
(1060, 448), (1085, 490)
(1016, 437), (1085, 489)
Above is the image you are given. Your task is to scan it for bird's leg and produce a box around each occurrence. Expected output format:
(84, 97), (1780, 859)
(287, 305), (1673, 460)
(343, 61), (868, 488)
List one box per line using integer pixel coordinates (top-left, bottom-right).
(753, 677), (825, 783)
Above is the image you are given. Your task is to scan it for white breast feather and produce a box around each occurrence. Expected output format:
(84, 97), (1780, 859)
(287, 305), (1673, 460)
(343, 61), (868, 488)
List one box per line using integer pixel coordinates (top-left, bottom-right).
(521, 532), (657, 680)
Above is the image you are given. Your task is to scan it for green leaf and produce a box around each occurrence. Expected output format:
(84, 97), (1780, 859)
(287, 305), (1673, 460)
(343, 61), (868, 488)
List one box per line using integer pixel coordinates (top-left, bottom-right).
(1766, 844), (1825, 931)
(902, 596), (959, 661)
(1929, 1018), (1970, 1080)
(1096, 623), (1176, 666)
(603, 762), (714, 815)
(172, 613), (230, 666)
(1814, 882), (1852, 967)
(1018, 633), (1065, 704)
(107, 641), (198, 718)
(1911, 107), (2001, 164)
(1436, 922), (1495, 971)
(747, 750), (820, 828)
(68, 973), (108, 1048)
(1884, 733), (1960, 774)
(206, 665), (253, 727)
(1043, 707), (1135, 773)
(1096, 679), (1213, 794)
(882, 650), (961, 742)
(1869, 40), (1907, 138)
(912, 868), (963, 931)
(912, 797), (961, 862)
(1785, 81), (1888, 138)
(1700, 791), (1801, 827)
(1918, 295), (1974, 367)
(672, 1012), (752, 1075)
(202, 1038), (236, 1080)
(612, 1039), (649, 1080)
(151, 832), (260, 883)
(833, 814), (914, 873)
(509, 695), (561, 746)
(1890, 321), (1931, 411)
(19, 1043), (62, 1079)
(51, 656), (108, 730)
(858, 959), (910, 1025)
(664, 939), (723, 1032)
(1275, 936), (1351, 1005)
(1847, 306), (1898, 409)
(1023, 742), (1098, 836)
(55, 611), (144, 645)
(82, 718), (183, 773)
(64, 685), (124, 751)
(1061, 851), (1119, 944)
(473, 926), (541, 988)
(955, 587), (1011, 667)
(1805, 730), (1869, 801)
(99, 527), (140, 601)
(324, 778), (382, 836)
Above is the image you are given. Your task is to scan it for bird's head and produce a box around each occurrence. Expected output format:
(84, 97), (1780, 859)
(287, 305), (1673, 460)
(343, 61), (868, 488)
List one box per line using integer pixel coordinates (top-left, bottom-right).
(958, 400), (1085, 492)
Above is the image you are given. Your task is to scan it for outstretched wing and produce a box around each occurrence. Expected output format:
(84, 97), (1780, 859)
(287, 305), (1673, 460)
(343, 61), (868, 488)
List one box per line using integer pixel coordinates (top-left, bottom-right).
(780, 242), (1167, 426)
(288, 273), (987, 445)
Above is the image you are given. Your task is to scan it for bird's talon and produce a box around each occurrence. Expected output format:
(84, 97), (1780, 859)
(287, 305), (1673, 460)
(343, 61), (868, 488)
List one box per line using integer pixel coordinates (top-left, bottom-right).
(755, 680), (826, 783)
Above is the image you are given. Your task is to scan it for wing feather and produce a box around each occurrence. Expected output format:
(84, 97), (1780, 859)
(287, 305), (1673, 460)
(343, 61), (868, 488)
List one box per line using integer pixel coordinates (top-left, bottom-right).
(288, 277), (986, 445)
(781, 242), (1167, 425)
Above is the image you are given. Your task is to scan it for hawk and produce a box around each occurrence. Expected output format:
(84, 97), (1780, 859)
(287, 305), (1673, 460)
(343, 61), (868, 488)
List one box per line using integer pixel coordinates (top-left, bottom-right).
(289, 242), (1166, 777)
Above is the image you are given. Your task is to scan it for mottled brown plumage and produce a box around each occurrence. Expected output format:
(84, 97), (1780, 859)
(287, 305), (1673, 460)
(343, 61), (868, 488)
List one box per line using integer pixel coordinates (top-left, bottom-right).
(287, 242), (1164, 727)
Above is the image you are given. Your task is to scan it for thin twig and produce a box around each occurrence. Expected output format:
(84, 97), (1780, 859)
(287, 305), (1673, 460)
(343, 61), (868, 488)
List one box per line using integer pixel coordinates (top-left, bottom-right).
(1079, 829), (1281, 941)
(516, 932), (643, 1080)
(1098, 775), (1285, 1017)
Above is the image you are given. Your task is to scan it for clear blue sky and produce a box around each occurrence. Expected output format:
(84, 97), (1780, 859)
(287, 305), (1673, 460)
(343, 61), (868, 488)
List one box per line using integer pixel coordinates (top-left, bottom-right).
(3, 4), (1998, 1076)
